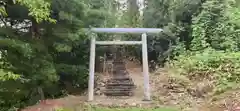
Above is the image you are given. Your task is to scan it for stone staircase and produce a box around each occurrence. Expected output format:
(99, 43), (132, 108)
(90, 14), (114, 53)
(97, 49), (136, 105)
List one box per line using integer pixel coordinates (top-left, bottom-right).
(104, 59), (136, 96)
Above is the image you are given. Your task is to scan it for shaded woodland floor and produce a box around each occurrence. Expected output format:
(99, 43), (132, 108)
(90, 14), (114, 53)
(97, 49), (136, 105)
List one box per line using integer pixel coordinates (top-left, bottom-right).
(22, 60), (240, 111)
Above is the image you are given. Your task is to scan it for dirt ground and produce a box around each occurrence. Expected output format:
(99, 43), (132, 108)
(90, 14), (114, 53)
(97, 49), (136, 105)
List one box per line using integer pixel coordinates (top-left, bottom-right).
(21, 60), (240, 111)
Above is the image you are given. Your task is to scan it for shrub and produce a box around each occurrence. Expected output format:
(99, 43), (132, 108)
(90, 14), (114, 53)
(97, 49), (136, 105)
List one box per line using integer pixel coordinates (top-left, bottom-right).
(169, 48), (240, 94)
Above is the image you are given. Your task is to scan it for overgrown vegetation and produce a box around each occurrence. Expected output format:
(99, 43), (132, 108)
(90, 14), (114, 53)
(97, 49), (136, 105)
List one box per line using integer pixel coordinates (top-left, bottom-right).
(167, 0), (240, 94)
(144, 0), (240, 110)
(170, 49), (240, 94)
(0, 0), (240, 110)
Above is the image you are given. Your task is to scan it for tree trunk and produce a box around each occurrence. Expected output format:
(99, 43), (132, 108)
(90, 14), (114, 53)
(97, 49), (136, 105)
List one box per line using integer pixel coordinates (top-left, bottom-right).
(31, 19), (40, 39)
(37, 86), (45, 100)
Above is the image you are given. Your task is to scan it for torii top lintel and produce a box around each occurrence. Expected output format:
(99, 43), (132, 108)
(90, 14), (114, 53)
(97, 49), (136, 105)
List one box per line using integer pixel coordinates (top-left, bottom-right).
(85, 28), (163, 34)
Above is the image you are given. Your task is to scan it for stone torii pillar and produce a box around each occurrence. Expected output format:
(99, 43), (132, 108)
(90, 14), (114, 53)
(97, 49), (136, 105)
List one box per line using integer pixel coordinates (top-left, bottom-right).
(85, 28), (163, 101)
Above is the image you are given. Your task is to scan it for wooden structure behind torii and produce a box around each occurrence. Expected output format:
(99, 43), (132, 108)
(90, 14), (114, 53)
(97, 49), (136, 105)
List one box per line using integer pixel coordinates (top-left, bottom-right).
(85, 28), (163, 101)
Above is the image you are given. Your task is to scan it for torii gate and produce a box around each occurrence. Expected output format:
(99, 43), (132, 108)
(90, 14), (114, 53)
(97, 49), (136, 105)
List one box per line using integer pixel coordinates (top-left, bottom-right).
(86, 28), (163, 101)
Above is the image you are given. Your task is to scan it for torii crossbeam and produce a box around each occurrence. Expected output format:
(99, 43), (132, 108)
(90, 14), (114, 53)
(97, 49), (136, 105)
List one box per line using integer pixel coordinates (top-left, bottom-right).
(86, 28), (163, 101)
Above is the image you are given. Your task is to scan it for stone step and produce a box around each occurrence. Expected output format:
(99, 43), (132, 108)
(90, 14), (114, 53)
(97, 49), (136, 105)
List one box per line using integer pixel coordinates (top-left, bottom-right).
(113, 70), (128, 74)
(113, 64), (125, 66)
(112, 74), (129, 76)
(112, 73), (128, 76)
(105, 88), (133, 91)
(109, 79), (132, 81)
(107, 79), (133, 82)
(107, 79), (134, 82)
(106, 83), (135, 86)
(113, 69), (127, 72)
(105, 85), (136, 89)
(113, 63), (126, 68)
(113, 69), (128, 72)
(107, 81), (134, 85)
(104, 91), (134, 96)
(107, 77), (132, 81)
(103, 59), (135, 97)
(113, 61), (124, 63)
(107, 77), (132, 80)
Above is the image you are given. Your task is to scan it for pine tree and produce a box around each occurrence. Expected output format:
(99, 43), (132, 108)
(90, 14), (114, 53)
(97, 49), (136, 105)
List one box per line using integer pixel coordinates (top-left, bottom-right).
(0, 0), (115, 109)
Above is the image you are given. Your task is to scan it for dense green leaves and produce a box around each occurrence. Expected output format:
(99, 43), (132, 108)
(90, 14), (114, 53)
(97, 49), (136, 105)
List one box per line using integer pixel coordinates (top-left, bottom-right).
(0, 0), (113, 110)
(16, 0), (55, 23)
(170, 49), (240, 93)
(0, 0), (240, 110)
(191, 0), (240, 51)
(142, 0), (240, 96)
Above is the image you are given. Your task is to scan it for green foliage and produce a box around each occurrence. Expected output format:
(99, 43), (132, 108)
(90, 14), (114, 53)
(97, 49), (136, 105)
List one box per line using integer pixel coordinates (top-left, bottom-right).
(0, 5), (7, 16)
(0, 0), (112, 110)
(170, 49), (240, 93)
(0, 69), (21, 81)
(16, 0), (56, 23)
(56, 64), (88, 88)
(0, 0), (239, 110)
(191, 0), (240, 51)
(142, 0), (204, 63)
(142, 0), (240, 72)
